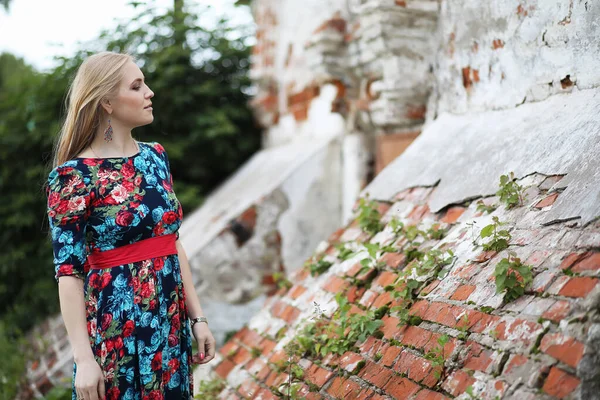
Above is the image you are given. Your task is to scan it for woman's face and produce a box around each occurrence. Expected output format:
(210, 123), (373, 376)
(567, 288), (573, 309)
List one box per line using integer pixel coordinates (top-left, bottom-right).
(108, 60), (154, 129)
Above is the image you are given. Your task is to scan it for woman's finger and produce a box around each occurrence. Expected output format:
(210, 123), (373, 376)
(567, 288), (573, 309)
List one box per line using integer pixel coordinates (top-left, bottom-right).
(98, 378), (106, 399)
(197, 337), (206, 361)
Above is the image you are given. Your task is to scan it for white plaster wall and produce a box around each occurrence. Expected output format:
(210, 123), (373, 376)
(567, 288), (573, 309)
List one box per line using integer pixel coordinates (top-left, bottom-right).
(278, 137), (343, 272)
(431, 0), (600, 116)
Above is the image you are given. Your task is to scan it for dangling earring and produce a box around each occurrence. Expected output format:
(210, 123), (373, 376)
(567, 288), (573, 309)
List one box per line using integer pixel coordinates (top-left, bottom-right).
(104, 117), (113, 142)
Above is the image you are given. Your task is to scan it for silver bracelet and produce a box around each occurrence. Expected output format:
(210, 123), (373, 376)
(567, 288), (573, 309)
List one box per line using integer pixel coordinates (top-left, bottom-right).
(190, 316), (208, 327)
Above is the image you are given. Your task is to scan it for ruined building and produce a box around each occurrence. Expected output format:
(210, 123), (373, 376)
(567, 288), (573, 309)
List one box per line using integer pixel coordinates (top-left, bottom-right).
(24, 0), (600, 399)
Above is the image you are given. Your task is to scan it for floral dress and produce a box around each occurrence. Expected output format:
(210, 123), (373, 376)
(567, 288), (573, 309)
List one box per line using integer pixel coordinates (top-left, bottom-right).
(46, 141), (193, 399)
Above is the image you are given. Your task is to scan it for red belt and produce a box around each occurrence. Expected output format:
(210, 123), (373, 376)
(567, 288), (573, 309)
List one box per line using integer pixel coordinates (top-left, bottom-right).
(85, 233), (178, 271)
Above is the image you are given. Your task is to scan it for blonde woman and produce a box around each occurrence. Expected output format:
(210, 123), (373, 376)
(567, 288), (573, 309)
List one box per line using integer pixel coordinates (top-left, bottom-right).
(46, 51), (215, 400)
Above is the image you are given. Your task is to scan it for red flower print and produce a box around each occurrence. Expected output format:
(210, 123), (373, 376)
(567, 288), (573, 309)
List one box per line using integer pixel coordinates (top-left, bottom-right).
(83, 158), (102, 167)
(168, 358), (179, 371)
(101, 313), (113, 331)
(172, 314), (180, 330)
(110, 184), (129, 204)
(134, 176), (142, 186)
(89, 273), (100, 289)
(99, 273), (112, 290)
(131, 277), (141, 292)
(106, 340), (114, 352)
(162, 211), (178, 225)
(116, 210), (134, 227)
(162, 370), (172, 385)
(121, 162), (135, 179)
(162, 180), (172, 191)
(149, 390), (164, 400)
(149, 299), (157, 309)
(114, 336), (124, 350)
(153, 257), (165, 272)
(67, 195), (86, 212)
(56, 200), (70, 214)
(123, 320), (135, 337)
(168, 333), (179, 346)
(151, 352), (162, 371)
(168, 303), (176, 315)
(153, 143), (165, 154)
(134, 295), (141, 304)
(153, 224), (165, 236)
(57, 264), (74, 276)
(48, 192), (60, 208)
(106, 387), (120, 400)
(141, 282), (153, 298)
(122, 179), (135, 192)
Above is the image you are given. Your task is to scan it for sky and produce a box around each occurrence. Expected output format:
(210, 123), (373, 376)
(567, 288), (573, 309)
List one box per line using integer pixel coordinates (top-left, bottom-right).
(0, 0), (253, 72)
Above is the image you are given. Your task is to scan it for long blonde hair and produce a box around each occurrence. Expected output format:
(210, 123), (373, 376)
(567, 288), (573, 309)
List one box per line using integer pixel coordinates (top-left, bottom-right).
(52, 51), (134, 167)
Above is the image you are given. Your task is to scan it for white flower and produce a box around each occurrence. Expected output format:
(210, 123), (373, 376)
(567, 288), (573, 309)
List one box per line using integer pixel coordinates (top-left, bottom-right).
(110, 184), (128, 203)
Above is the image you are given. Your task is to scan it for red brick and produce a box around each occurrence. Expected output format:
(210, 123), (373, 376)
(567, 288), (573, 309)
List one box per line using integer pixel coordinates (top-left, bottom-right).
(558, 276), (598, 298)
(358, 289), (379, 308)
(414, 389), (451, 400)
(401, 325), (433, 350)
(442, 369), (476, 397)
(356, 267), (378, 282)
(268, 349), (287, 364)
(265, 370), (288, 388)
(346, 263), (363, 277)
(373, 270), (399, 288)
(408, 204), (431, 220)
(394, 349), (439, 387)
(542, 367), (580, 398)
(441, 206), (466, 223)
(560, 252), (589, 270)
(541, 300), (571, 322)
(380, 252), (406, 268)
(215, 359), (236, 378)
(257, 363), (272, 382)
(232, 347), (252, 365)
(383, 375), (421, 398)
(381, 315), (404, 340)
(347, 285), (367, 302)
(323, 275), (350, 293)
(270, 300), (287, 319)
(240, 328), (263, 348)
(326, 377), (363, 399)
(372, 292), (394, 308)
(338, 351), (365, 372)
(572, 252), (600, 272)
(281, 305), (301, 324)
(253, 388), (279, 400)
(359, 336), (383, 356)
(503, 354), (528, 374)
(409, 299), (430, 318)
(305, 363), (334, 386)
(450, 285), (476, 301)
(237, 378), (261, 399)
(289, 284), (307, 299)
(474, 250), (497, 263)
(464, 310), (500, 333)
(534, 192), (559, 208)
(540, 333), (585, 368)
(395, 0), (407, 6)
(358, 360), (394, 388)
(380, 345), (402, 368)
(463, 341), (493, 373)
(219, 340), (239, 357)
(420, 279), (440, 295)
(328, 227), (345, 243)
(260, 338), (276, 356)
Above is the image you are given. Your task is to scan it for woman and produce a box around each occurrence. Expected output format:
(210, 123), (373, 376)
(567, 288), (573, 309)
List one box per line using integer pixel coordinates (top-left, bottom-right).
(46, 51), (216, 400)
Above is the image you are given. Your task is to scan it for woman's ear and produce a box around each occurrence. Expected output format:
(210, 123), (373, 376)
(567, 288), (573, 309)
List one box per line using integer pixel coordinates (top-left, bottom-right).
(99, 97), (113, 115)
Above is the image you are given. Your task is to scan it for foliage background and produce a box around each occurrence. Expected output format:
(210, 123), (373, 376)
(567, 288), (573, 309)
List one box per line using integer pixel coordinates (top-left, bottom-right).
(0, 1), (259, 396)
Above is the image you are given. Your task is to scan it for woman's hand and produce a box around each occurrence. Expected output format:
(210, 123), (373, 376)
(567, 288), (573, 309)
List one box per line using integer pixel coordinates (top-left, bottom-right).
(192, 322), (216, 364)
(74, 357), (105, 400)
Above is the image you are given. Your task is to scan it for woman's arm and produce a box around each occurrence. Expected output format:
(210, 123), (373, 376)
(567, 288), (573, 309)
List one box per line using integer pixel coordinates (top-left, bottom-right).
(58, 276), (105, 400)
(176, 239), (216, 364)
(58, 277), (93, 362)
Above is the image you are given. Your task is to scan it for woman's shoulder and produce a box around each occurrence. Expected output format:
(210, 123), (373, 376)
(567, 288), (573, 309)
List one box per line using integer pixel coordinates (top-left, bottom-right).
(139, 140), (167, 155)
(47, 160), (92, 193)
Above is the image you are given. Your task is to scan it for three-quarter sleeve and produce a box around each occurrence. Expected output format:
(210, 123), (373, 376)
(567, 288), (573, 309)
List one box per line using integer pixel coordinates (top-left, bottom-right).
(46, 164), (91, 281)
